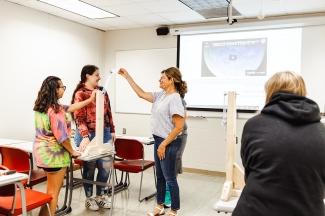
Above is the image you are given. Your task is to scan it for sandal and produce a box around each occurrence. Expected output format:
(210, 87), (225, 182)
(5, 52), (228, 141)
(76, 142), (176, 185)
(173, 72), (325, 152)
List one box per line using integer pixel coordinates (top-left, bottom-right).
(147, 206), (165, 216)
(168, 211), (178, 216)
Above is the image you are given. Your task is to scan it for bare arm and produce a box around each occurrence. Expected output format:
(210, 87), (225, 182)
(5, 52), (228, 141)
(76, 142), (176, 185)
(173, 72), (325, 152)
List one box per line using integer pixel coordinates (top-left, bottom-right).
(67, 90), (96, 113)
(157, 115), (184, 160)
(118, 68), (154, 103)
(61, 139), (81, 157)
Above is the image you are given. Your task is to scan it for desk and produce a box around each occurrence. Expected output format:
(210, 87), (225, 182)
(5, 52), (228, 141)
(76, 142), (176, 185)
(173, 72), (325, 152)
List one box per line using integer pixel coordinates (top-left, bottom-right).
(4, 142), (33, 153)
(0, 172), (29, 216)
(116, 135), (154, 145)
(0, 138), (29, 145)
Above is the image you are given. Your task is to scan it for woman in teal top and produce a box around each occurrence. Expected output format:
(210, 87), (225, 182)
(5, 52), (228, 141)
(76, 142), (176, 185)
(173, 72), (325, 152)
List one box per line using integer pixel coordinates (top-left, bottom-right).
(33, 76), (95, 216)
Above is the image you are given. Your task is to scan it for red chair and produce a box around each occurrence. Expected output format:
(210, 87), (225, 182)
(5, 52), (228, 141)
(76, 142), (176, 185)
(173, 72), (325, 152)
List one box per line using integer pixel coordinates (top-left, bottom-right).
(0, 146), (47, 188)
(0, 165), (52, 216)
(114, 138), (156, 202)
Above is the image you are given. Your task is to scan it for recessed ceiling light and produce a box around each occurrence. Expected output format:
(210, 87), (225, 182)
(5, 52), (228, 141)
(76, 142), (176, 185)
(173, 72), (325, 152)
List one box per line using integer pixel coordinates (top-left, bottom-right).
(39, 0), (117, 19)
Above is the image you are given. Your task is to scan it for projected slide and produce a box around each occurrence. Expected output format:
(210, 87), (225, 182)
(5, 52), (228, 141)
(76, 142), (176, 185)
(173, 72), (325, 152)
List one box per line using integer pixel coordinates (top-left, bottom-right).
(179, 28), (302, 110)
(201, 38), (267, 77)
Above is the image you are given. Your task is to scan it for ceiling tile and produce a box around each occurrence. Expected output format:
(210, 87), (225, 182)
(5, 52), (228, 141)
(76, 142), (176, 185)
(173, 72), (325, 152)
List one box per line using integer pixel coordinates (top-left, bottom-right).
(160, 10), (205, 23)
(128, 13), (173, 26)
(98, 16), (138, 26)
(101, 3), (152, 16)
(138, 0), (190, 13)
(282, 0), (325, 13)
(82, 0), (134, 6)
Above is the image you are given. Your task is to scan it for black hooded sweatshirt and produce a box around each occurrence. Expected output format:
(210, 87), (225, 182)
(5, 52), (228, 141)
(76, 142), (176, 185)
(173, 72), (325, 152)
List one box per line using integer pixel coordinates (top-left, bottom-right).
(233, 92), (325, 216)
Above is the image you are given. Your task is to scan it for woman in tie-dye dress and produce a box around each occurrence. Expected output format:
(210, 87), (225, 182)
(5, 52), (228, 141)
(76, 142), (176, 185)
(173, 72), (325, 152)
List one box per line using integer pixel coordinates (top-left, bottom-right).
(33, 76), (95, 216)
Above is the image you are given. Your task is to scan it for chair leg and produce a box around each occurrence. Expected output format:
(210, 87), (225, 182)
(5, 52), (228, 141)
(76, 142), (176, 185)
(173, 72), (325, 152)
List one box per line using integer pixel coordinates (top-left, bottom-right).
(115, 169), (119, 185)
(145, 166), (157, 201)
(138, 171), (144, 202)
(46, 203), (52, 216)
(119, 171), (124, 186)
(79, 165), (83, 176)
(107, 171), (129, 195)
(138, 167), (157, 202)
(153, 166), (157, 187)
(125, 173), (130, 187)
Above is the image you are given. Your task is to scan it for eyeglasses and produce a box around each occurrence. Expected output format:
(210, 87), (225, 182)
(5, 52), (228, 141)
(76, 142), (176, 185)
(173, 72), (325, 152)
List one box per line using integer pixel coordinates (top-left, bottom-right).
(58, 86), (66, 90)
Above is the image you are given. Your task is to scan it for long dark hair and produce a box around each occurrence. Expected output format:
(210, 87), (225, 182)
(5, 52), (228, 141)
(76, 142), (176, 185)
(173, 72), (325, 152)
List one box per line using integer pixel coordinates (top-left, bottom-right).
(71, 65), (99, 104)
(162, 67), (187, 98)
(33, 76), (61, 113)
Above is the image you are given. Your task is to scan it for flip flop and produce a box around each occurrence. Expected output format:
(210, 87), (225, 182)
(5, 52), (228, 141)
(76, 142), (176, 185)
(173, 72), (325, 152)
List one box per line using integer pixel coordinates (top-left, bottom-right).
(147, 206), (165, 216)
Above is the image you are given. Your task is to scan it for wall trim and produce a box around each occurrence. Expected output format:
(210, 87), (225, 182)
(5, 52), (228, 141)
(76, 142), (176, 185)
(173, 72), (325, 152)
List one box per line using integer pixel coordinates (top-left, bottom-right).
(183, 167), (226, 177)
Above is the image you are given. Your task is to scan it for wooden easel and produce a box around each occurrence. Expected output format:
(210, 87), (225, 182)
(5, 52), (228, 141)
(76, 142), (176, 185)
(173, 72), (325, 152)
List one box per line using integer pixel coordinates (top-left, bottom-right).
(214, 91), (245, 213)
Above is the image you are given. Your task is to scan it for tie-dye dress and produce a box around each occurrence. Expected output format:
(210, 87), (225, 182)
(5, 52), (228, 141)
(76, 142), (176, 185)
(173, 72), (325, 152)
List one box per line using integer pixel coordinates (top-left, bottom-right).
(33, 105), (71, 168)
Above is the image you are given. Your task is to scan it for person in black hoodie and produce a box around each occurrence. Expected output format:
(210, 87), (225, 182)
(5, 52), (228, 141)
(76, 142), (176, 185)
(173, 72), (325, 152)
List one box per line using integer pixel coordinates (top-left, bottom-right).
(233, 71), (325, 216)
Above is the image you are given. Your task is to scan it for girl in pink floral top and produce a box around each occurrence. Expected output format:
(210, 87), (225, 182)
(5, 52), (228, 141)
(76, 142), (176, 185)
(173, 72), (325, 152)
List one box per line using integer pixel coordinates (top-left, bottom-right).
(33, 76), (95, 216)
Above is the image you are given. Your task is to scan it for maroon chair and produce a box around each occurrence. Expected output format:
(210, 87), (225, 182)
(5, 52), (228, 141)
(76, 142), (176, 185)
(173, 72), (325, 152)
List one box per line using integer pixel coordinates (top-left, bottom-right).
(0, 165), (52, 216)
(0, 146), (47, 188)
(114, 138), (156, 202)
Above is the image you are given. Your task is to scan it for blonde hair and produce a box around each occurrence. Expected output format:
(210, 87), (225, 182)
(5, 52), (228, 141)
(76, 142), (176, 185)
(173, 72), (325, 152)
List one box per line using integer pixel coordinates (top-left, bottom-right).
(265, 71), (306, 103)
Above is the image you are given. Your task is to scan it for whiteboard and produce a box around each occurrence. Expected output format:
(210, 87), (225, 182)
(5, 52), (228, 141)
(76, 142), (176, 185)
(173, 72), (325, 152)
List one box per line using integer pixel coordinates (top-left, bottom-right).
(115, 48), (177, 114)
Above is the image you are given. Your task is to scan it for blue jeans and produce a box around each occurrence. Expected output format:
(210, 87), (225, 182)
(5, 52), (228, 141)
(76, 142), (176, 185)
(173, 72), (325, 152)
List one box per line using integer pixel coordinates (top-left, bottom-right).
(154, 134), (181, 211)
(176, 131), (187, 174)
(74, 128), (112, 197)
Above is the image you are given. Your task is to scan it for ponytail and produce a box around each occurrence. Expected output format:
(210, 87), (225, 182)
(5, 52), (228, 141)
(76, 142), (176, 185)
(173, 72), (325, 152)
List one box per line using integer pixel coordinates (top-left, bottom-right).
(71, 81), (84, 104)
(178, 80), (187, 99)
(162, 67), (187, 98)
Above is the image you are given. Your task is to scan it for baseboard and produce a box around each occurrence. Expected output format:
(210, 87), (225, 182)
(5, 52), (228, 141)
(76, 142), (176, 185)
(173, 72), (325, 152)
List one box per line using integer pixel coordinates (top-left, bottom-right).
(183, 167), (226, 177)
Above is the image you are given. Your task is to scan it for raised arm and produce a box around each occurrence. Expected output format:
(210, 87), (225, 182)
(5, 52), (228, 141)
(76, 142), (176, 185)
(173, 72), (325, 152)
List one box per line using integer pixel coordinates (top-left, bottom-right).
(67, 90), (96, 113)
(118, 68), (154, 103)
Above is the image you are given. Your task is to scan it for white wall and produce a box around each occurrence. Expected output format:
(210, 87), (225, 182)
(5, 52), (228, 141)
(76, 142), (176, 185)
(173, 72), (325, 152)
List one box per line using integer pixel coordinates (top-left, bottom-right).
(301, 25), (325, 112)
(103, 28), (247, 172)
(0, 1), (105, 140)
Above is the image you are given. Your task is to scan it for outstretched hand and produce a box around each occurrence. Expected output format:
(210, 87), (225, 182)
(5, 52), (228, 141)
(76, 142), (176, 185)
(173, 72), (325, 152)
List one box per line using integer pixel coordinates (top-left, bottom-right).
(118, 68), (129, 79)
(71, 150), (81, 158)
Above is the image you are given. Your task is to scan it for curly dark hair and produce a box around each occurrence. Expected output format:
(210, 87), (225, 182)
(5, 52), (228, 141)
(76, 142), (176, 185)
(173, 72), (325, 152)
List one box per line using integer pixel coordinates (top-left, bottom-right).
(33, 76), (61, 113)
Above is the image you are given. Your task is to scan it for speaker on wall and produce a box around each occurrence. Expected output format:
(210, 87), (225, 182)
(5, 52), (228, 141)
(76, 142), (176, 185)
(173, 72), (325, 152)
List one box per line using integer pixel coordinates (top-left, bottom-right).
(156, 26), (170, 36)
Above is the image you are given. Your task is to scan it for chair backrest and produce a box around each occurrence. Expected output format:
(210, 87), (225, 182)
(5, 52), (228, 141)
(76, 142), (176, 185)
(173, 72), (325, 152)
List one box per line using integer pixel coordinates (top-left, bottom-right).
(0, 146), (30, 173)
(114, 138), (144, 160)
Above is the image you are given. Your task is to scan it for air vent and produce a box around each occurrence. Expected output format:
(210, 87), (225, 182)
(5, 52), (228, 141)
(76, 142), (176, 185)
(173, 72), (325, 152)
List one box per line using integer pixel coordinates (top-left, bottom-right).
(179, 0), (241, 19)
